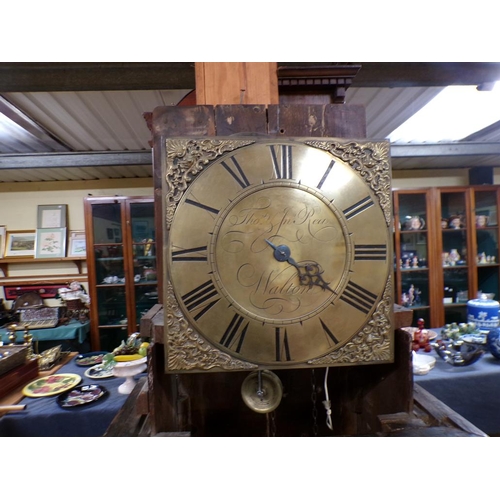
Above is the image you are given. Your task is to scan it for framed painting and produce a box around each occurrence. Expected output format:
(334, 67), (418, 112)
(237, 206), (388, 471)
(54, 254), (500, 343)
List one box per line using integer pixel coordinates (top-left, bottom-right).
(3, 284), (67, 300)
(37, 204), (67, 228)
(0, 225), (6, 258)
(4, 230), (36, 257)
(68, 231), (87, 257)
(35, 228), (67, 258)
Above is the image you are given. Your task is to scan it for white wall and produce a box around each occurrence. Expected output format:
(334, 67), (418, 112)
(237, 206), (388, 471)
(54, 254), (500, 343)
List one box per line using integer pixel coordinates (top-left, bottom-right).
(0, 177), (153, 307)
(392, 167), (500, 190)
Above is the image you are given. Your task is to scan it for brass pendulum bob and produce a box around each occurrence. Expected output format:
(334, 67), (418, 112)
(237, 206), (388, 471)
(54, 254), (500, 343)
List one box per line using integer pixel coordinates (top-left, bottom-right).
(241, 370), (283, 414)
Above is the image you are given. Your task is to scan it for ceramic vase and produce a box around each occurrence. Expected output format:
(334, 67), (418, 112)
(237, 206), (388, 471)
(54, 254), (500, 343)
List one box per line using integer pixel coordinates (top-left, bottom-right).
(487, 328), (500, 360)
(468, 294), (500, 331)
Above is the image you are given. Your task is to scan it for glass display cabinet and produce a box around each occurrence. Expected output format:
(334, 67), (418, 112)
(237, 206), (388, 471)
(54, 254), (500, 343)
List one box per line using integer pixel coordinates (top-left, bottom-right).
(394, 186), (500, 329)
(437, 188), (472, 325)
(471, 187), (500, 304)
(393, 190), (436, 327)
(84, 196), (157, 351)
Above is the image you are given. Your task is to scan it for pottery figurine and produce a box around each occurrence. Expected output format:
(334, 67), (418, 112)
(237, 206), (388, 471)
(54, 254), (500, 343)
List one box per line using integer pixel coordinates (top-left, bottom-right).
(476, 215), (489, 228)
(406, 216), (425, 230)
(448, 215), (463, 229)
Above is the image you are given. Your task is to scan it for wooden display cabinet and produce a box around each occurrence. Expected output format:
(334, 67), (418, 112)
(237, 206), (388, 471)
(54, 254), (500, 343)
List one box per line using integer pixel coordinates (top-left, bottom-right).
(471, 186), (500, 306)
(84, 196), (157, 351)
(393, 189), (439, 327)
(393, 186), (500, 328)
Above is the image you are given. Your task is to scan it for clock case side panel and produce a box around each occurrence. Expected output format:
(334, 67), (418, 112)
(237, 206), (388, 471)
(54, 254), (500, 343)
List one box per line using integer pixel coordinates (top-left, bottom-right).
(161, 136), (394, 373)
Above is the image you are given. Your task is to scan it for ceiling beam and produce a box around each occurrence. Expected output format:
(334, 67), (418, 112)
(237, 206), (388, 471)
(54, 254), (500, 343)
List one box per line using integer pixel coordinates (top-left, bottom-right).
(2, 63), (500, 93)
(350, 62), (500, 87)
(1, 142), (500, 170)
(0, 151), (152, 169)
(390, 142), (500, 157)
(0, 63), (196, 92)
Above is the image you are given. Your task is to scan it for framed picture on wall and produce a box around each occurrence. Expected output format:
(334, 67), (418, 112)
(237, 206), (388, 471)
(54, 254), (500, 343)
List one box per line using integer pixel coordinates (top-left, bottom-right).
(35, 228), (67, 258)
(68, 231), (86, 257)
(4, 230), (36, 257)
(0, 225), (6, 258)
(37, 204), (67, 229)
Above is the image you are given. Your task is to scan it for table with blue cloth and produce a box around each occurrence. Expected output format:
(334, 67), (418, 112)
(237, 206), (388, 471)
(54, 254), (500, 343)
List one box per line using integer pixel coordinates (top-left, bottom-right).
(415, 338), (500, 436)
(0, 356), (146, 437)
(0, 320), (90, 351)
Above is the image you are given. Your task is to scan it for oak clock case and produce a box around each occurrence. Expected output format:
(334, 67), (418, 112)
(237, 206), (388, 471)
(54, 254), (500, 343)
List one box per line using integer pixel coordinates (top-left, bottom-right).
(162, 137), (393, 373)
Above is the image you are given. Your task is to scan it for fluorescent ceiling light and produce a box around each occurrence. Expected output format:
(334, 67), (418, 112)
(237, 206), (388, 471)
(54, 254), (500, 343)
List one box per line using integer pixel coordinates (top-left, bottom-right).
(388, 82), (500, 144)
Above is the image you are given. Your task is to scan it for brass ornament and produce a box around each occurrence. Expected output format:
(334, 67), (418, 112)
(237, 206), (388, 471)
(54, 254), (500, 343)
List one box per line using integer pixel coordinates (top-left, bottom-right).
(165, 139), (255, 229)
(305, 139), (393, 225)
(162, 137), (393, 372)
(164, 281), (257, 372)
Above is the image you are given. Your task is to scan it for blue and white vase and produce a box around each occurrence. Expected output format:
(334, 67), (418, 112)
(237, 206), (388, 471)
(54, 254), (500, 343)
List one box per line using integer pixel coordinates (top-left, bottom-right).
(487, 327), (500, 360)
(467, 294), (500, 331)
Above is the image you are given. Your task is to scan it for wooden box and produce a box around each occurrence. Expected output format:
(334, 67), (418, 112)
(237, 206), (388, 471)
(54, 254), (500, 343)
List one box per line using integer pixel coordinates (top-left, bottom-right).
(0, 358), (39, 399)
(0, 345), (28, 377)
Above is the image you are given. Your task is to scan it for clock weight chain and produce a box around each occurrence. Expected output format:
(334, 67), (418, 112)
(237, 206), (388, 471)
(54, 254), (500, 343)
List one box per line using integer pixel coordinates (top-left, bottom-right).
(265, 411), (277, 437)
(311, 369), (319, 436)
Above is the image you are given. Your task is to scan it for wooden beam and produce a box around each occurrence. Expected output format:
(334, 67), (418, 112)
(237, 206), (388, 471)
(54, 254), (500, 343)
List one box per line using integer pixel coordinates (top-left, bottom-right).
(2, 63), (500, 93)
(0, 63), (196, 92)
(195, 63), (279, 105)
(288, 62), (500, 88)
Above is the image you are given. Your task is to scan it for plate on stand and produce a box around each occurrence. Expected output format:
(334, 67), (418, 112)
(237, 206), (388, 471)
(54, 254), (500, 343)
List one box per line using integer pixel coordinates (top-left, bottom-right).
(84, 363), (114, 379)
(75, 351), (109, 367)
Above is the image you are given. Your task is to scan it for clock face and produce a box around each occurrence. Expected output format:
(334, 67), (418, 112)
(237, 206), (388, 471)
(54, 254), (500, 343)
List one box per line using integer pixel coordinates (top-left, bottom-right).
(164, 138), (392, 370)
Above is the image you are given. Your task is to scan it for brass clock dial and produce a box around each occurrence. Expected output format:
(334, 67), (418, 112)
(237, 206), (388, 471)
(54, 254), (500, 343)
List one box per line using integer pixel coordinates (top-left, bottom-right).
(163, 137), (393, 372)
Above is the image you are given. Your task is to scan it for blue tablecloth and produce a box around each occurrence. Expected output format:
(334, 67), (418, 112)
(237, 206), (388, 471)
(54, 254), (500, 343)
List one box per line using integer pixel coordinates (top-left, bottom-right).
(0, 357), (146, 437)
(415, 340), (500, 436)
(0, 320), (90, 344)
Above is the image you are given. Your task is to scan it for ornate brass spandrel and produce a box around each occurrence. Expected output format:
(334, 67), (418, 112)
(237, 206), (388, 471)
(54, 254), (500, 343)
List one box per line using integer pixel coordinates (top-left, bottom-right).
(164, 281), (258, 372)
(164, 138), (255, 229)
(305, 139), (392, 226)
(308, 275), (394, 365)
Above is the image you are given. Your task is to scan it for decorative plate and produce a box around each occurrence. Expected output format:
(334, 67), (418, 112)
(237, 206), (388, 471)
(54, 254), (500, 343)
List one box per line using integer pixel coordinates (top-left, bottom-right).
(13, 291), (43, 311)
(84, 363), (115, 379)
(401, 327), (437, 341)
(22, 373), (82, 398)
(57, 384), (109, 408)
(75, 351), (109, 367)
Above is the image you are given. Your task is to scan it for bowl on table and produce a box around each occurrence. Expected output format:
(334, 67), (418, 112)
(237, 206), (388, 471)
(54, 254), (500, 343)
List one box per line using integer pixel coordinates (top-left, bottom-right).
(112, 357), (147, 394)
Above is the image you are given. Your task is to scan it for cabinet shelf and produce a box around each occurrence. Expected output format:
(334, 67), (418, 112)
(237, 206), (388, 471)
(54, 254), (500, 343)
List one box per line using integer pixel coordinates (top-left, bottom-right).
(0, 256), (87, 281)
(401, 267), (429, 272)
